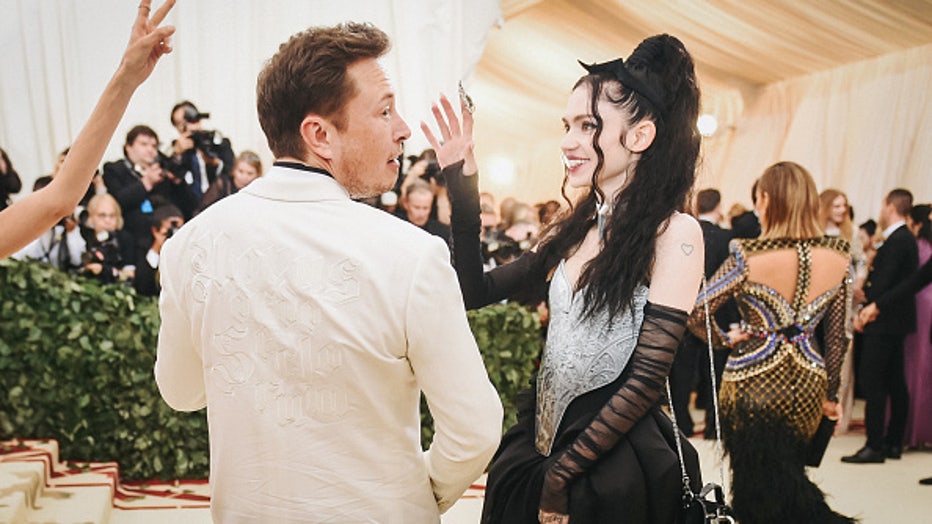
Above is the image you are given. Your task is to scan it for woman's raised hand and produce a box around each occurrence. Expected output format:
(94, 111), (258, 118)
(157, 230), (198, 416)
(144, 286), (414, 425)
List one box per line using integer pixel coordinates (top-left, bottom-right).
(0, 0), (179, 259)
(118, 0), (177, 88)
(421, 93), (477, 176)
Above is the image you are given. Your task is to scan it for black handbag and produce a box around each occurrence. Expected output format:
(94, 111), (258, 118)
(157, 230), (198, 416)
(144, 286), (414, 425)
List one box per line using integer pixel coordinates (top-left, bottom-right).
(666, 375), (736, 524)
(680, 483), (735, 524)
(668, 278), (736, 523)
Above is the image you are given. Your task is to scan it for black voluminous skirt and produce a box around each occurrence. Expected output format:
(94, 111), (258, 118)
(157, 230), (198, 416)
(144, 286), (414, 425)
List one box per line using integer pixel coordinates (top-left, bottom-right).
(481, 374), (701, 524)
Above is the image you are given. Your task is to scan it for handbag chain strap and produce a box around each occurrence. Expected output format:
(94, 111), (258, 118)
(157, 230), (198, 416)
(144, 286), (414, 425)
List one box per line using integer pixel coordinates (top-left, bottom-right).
(700, 276), (728, 489)
(664, 277), (729, 497)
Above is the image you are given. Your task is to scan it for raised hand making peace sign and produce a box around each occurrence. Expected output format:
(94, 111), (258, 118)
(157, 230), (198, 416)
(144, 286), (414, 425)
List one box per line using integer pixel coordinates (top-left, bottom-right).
(0, 0), (177, 258)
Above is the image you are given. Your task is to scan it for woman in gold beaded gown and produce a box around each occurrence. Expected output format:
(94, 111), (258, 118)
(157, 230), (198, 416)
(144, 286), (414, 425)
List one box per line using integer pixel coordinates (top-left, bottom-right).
(689, 162), (855, 523)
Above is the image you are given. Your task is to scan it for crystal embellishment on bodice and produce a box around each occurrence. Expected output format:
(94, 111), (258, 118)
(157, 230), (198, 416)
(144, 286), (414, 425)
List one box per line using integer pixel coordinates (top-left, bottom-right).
(535, 261), (649, 455)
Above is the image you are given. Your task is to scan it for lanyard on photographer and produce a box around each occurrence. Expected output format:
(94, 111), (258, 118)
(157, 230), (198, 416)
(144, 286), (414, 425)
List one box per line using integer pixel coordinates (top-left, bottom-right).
(273, 161), (334, 179)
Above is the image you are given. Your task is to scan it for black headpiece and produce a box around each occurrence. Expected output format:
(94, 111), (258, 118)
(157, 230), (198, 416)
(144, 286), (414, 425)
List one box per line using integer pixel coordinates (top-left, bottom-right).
(578, 56), (668, 119)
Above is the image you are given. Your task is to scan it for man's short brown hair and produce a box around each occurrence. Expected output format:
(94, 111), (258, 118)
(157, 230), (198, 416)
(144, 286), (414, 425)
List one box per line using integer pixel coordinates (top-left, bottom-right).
(256, 22), (390, 159)
(885, 188), (913, 217)
(696, 188), (721, 215)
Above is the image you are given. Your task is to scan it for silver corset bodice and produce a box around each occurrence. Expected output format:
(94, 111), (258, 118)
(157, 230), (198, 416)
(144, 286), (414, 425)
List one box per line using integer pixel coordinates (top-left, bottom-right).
(535, 260), (649, 455)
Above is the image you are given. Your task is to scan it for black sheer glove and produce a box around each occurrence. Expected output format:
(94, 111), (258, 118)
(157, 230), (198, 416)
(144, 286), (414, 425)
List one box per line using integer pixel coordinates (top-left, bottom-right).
(539, 302), (689, 514)
(443, 160), (546, 309)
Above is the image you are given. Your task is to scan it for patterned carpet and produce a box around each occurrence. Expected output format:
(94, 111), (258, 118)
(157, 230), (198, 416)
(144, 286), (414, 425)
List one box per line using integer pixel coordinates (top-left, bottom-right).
(0, 439), (209, 511)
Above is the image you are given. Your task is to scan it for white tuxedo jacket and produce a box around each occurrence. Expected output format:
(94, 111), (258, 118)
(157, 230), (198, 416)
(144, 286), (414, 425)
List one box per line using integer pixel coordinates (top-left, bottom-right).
(155, 165), (502, 523)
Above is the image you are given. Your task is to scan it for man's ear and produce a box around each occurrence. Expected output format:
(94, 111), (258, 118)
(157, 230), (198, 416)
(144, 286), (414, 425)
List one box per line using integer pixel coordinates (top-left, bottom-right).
(625, 119), (657, 153)
(300, 114), (335, 160)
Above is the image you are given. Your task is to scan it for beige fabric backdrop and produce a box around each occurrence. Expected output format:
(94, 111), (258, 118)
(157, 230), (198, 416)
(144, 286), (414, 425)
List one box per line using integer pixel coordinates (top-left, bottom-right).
(468, 0), (932, 223)
(0, 0), (501, 196)
(702, 44), (932, 222)
(2, 0), (930, 223)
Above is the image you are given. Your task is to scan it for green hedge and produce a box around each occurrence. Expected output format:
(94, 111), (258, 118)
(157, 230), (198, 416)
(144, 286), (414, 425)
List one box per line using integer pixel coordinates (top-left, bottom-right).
(0, 258), (542, 480)
(0, 258), (210, 480)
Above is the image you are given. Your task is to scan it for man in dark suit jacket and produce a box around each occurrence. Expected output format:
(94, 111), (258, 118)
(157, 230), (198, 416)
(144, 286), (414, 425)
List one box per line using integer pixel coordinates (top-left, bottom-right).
(843, 189), (919, 464)
(731, 179), (761, 239)
(731, 180), (760, 238)
(670, 189), (738, 437)
(167, 101), (235, 207)
(103, 126), (197, 255)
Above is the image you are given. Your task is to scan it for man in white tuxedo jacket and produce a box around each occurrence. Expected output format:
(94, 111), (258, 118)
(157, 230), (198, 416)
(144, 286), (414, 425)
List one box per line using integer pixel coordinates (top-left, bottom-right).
(154, 22), (502, 523)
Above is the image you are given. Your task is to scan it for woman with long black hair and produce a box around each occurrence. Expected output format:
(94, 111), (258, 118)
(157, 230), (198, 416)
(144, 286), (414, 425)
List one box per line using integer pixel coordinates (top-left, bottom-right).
(423, 34), (704, 524)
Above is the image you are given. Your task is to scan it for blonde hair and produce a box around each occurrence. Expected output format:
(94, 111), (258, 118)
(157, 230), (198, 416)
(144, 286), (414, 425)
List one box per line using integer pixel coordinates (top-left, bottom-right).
(86, 193), (124, 231)
(819, 188), (853, 241)
(236, 150), (264, 176)
(757, 161), (823, 239)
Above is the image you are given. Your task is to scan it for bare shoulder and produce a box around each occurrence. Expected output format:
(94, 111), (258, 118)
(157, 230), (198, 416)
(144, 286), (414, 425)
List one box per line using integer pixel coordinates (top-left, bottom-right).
(649, 212), (703, 310)
(656, 212), (702, 255)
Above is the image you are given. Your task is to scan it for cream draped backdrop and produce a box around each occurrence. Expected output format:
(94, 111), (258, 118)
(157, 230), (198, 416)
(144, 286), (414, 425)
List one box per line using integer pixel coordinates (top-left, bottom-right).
(701, 44), (932, 222)
(0, 0), (501, 196)
(1, 0), (929, 221)
(468, 42), (932, 220)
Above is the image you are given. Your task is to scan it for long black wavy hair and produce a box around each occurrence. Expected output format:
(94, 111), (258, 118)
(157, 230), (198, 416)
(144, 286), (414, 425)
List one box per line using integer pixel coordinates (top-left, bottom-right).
(532, 34), (701, 320)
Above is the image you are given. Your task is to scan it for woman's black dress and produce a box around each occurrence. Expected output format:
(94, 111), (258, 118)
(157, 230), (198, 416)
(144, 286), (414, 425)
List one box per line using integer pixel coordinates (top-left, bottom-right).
(442, 162), (700, 524)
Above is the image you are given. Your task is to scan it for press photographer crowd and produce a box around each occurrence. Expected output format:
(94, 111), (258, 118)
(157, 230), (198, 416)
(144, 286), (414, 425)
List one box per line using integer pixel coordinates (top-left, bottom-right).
(0, 103), (563, 297)
(1, 100), (253, 296)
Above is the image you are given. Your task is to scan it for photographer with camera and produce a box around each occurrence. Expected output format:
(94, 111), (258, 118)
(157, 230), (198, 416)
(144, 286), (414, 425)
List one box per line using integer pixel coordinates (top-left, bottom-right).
(397, 148), (451, 225)
(80, 193), (136, 284)
(103, 125), (196, 255)
(12, 171), (86, 271)
(133, 203), (183, 297)
(168, 100), (235, 206)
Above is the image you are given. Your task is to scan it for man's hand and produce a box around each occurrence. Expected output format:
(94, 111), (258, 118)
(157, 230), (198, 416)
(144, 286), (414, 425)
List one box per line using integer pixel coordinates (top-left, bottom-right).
(139, 163), (164, 191)
(85, 262), (104, 275)
(852, 287), (867, 306)
(173, 133), (194, 157)
(151, 226), (170, 254)
(859, 303), (880, 326)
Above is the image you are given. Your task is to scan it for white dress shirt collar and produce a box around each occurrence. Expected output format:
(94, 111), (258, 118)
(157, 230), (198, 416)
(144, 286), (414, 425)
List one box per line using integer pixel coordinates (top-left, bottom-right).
(882, 220), (906, 240)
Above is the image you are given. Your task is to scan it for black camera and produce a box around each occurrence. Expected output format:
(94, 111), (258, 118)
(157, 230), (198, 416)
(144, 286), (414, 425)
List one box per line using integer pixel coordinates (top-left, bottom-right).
(82, 232), (121, 265)
(182, 105), (210, 125)
(165, 224), (181, 239)
(422, 159), (441, 181)
(182, 106), (225, 158)
(190, 129), (226, 158)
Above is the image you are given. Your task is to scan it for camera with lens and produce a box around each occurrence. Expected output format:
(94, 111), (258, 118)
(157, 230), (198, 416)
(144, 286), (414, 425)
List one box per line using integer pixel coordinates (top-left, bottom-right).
(182, 106), (226, 159)
(189, 129), (226, 158)
(422, 159), (441, 181)
(82, 231), (122, 266)
(165, 224), (181, 239)
(410, 149), (444, 186)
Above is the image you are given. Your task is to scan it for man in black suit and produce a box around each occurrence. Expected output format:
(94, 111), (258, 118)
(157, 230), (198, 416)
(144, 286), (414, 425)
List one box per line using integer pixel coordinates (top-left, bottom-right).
(670, 189), (738, 437)
(730, 179), (761, 239)
(843, 189), (918, 464)
(103, 125), (197, 255)
(167, 101), (235, 207)
(858, 204), (932, 483)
